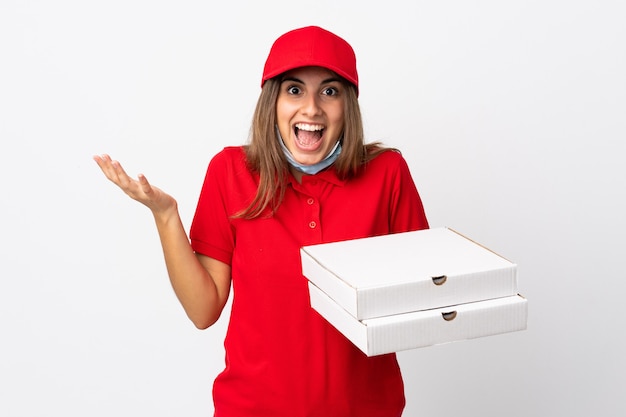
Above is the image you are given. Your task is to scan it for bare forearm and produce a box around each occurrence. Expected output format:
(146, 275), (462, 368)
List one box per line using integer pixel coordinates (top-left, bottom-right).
(93, 155), (228, 327)
(152, 206), (225, 328)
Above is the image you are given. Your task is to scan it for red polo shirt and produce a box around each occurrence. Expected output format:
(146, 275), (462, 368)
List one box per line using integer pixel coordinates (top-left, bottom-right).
(190, 146), (428, 417)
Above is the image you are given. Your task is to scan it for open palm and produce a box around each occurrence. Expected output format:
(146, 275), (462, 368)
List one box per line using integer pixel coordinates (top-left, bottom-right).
(93, 154), (176, 215)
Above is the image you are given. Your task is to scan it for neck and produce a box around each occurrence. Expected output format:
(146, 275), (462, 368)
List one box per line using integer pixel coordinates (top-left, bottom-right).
(290, 166), (304, 183)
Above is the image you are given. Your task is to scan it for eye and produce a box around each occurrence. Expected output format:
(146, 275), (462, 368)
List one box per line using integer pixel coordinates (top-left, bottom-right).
(287, 85), (301, 95)
(322, 86), (339, 96)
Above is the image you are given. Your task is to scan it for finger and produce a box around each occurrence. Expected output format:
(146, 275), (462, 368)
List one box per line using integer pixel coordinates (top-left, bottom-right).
(93, 154), (110, 170)
(95, 154), (123, 179)
(95, 155), (139, 194)
(137, 173), (154, 195)
(93, 153), (110, 163)
(94, 154), (121, 183)
(110, 160), (132, 186)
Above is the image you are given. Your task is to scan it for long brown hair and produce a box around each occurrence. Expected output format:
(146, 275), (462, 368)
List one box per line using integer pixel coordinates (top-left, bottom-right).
(238, 75), (389, 219)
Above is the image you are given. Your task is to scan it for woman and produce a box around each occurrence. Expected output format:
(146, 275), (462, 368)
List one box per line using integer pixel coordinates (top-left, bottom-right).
(95, 26), (428, 417)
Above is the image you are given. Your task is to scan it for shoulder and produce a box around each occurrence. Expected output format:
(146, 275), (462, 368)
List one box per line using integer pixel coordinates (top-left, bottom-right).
(208, 145), (259, 183)
(352, 148), (416, 188)
(364, 148), (409, 172)
(206, 146), (250, 174)
(210, 146), (247, 165)
(371, 148), (404, 162)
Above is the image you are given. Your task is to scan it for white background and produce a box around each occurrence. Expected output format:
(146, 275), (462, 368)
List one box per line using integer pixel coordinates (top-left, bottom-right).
(1, 1), (624, 416)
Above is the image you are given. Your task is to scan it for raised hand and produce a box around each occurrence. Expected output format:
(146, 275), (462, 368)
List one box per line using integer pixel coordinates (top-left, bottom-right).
(93, 154), (231, 327)
(93, 154), (177, 216)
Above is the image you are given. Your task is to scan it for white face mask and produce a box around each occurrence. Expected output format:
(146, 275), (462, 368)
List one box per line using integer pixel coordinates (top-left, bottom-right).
(276, 127), (342, 175)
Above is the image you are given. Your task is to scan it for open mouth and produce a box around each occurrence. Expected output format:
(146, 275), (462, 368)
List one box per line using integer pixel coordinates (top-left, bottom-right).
(294, 123), (325, 148)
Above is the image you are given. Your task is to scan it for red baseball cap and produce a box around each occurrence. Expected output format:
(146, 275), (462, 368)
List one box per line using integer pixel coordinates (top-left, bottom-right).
(261, 26), (359, 95)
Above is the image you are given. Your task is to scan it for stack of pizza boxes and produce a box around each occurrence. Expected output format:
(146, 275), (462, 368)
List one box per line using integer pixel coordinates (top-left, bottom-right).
(300, 227), (527, 356)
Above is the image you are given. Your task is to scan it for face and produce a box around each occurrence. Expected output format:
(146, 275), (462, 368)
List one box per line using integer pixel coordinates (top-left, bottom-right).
(276, 66), (346, 166)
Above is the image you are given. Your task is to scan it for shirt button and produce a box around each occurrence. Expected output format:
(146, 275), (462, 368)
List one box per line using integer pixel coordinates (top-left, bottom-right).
(307, 198), (315, 205)
(309, 221), (317, 229)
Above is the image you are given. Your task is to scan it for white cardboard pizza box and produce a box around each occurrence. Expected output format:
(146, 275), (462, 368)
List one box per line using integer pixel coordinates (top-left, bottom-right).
(301, 227), (517, 320)
(309, 281), (528, 356)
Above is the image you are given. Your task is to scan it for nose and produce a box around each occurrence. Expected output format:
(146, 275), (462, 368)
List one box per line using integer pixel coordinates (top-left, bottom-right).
(301, 93), (322, 116)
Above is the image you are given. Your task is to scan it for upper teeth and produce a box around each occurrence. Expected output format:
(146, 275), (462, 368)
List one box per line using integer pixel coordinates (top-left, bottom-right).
(295, 123), (324, 131)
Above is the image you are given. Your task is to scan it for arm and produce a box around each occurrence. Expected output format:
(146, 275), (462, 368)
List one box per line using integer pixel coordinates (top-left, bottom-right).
(93, 154), (231, 329)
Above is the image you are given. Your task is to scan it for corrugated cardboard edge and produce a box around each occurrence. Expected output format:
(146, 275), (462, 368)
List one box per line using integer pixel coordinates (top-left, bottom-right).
(310, 281), (528, 357)
(303, 227), (520, 320)
(363, 294), (528, 356)
(301, 247), (359, 316)
(308, 282), (368, 354)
